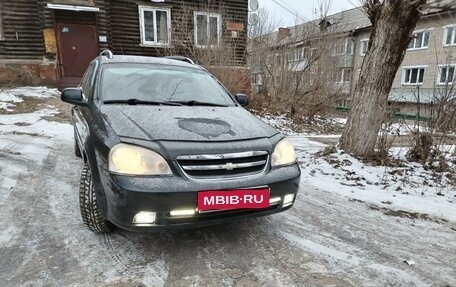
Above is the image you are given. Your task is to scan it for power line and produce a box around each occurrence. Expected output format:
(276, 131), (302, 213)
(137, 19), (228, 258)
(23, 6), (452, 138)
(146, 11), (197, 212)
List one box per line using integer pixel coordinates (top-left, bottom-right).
(270, 0), (308, 23)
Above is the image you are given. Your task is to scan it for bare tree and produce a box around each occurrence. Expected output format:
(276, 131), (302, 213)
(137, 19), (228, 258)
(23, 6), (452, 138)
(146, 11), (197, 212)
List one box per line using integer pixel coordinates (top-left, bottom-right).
(339, 0), (455, 158)
(432, 52), (456, 133)
(248, 7), (353, 122)
(164, 2), (250, 95)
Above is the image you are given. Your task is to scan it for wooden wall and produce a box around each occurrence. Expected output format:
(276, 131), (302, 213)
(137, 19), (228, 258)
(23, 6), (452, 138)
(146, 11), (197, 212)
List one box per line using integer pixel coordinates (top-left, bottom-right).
(0, 1), (44, 59)
(0, 0), (248, 65)
(108, 0), (248, 65)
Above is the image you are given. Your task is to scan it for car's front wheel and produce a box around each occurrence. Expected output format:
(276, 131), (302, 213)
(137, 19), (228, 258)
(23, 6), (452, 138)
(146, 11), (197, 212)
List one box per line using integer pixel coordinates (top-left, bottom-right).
(79, 164), (112, 233)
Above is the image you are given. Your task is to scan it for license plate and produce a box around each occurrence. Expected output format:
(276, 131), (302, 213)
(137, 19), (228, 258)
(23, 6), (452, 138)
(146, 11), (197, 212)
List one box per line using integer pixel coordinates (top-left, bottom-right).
(197, 187), (270, 212)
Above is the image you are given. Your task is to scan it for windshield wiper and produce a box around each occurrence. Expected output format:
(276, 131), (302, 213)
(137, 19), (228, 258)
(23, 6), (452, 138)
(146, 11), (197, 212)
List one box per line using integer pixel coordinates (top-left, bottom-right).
(103, 99), (182, 106)
(168, 100), (229, 107)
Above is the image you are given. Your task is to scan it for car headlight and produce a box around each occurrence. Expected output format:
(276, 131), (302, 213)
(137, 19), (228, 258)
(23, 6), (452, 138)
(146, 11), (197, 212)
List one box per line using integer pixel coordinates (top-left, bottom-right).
(109, 143), (172, 175)
(271, 138), (297, 167)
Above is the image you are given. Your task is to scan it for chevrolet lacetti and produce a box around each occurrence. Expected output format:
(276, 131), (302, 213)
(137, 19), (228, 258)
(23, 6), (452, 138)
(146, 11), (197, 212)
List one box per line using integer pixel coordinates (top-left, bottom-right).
(61, 50), (301, 232)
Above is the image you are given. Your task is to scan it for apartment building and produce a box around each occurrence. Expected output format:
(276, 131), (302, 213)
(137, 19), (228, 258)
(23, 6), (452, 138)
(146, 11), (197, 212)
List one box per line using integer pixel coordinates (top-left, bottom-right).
(251, 7), (456, 119)
(353, 10), (456, 118)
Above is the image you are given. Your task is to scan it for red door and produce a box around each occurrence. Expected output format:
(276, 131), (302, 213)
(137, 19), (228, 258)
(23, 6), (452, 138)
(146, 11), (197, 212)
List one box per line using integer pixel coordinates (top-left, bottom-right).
(57, 23), (98, 77)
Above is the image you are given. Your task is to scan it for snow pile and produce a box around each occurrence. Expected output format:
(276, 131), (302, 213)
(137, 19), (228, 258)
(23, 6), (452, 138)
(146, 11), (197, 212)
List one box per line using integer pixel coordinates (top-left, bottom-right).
(0, 92), (23, 111)
(291, 136), (456, 222)
(255, 113), (296, 135)
(0, 109), (73, 141)
(0, 86), (59, 111)
(254, 113), (347, 135)
(328, 117), (347, 125)
(0, 87), (72, 141)
(381, 121), (431, 136)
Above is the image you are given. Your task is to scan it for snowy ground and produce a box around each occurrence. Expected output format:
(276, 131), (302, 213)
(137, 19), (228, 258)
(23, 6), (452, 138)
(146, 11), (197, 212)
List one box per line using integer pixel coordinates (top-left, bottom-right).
(292, 136), (456, 223)
(1, 88), (455, 287)
(0, 87), (59, 112)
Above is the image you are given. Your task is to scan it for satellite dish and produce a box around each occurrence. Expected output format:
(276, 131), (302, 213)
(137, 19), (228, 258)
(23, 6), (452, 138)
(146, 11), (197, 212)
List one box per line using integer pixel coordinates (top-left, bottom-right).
(249, 13), (259, 26)
(249, 0), (259, 11)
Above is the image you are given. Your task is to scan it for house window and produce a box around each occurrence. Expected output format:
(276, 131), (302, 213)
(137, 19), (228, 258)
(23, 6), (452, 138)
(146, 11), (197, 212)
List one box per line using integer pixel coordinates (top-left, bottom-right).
(334, 38), (354, 55)
(194, 12), (221, 48)
(402, 67), (426, 85)
(138, 6), (171, 46)
(345, 39), (354, 55)
(335, 68), (351, 83)
(438, 65), (455, 85)
(408, 30), (430, 50)
(360, 39), (369, 56)
(444, 25), (456, 46)
(288, 47), (307, 63)
(341, 68), (351, 82)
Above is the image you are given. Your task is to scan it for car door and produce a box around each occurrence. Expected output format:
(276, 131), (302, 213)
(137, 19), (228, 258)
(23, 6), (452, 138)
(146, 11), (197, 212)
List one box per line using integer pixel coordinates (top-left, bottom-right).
(73, 61), (97, 153)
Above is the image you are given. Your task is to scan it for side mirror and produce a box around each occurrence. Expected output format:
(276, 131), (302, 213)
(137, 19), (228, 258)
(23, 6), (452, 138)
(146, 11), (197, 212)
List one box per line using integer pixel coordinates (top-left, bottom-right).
(61, 88), (86, 106)
(235, 93), (249, 107)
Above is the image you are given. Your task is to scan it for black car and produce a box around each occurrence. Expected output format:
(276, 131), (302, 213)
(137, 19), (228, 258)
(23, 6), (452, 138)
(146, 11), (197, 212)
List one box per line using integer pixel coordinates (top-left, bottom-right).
(61, 50), (301, 233)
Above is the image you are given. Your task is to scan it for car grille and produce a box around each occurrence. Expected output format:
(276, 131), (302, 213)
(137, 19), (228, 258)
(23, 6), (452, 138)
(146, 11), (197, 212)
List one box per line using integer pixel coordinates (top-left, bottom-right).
(177, 151), (269, 179)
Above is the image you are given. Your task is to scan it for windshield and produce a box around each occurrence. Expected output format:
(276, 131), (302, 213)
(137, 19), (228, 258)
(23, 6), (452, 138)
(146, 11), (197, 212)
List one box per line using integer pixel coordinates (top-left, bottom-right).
(99, 63), (235, 106)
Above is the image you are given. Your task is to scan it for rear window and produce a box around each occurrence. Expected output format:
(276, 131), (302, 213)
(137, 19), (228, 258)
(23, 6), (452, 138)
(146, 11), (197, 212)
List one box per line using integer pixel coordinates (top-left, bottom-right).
(100, 63), (235, 106)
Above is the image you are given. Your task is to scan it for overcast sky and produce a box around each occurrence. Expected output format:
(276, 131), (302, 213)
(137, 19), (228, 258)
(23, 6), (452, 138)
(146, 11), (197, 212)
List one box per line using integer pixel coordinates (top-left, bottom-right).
(257, 0), (359, 27)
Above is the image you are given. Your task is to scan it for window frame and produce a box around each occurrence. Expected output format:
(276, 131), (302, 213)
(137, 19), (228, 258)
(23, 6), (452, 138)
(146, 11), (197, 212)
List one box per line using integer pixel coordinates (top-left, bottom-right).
(360, 39), (369, 56)
(81, 61), (99, 101)
(335, 68), (352, 84)
(407, 29), (431, 51)
(437, 64), (455, 85)
(138, 5), (171, 47)
(288, 47), (308, 63)
(194, 11), (222, 49)
(402, 65), (427, 86)
(333, 38), (354, 56)
(443, 24), (456, 47)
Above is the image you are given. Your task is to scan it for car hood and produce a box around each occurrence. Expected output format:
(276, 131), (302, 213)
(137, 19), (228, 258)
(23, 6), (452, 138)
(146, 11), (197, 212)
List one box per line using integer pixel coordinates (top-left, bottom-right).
(100, 105), (279, 142)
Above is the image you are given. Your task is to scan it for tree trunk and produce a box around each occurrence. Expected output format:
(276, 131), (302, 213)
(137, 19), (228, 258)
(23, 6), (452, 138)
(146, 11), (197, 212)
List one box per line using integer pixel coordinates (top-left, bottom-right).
(339, 0), (427, 158)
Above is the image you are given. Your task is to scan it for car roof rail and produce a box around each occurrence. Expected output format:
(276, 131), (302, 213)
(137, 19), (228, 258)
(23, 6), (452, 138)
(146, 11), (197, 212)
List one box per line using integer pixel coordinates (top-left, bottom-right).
(100, 49), (113, 59)
(164, 56), (195, 65)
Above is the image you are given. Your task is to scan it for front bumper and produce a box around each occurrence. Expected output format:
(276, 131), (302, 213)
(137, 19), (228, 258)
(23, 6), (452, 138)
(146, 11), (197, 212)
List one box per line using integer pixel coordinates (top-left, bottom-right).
(98, 163), (301, 232)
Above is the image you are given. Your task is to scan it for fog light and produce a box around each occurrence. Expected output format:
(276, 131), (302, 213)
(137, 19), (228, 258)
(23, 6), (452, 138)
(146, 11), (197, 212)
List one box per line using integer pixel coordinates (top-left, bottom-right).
(132, 212), (156, 225)
(283, 194), (295, 207)
(170, 209), (196, 217)
(269, 197), (281, 205)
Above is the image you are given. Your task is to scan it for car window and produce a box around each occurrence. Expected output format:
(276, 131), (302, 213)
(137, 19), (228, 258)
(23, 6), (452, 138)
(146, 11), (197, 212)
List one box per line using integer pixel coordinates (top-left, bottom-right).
(100, 63), (236, 106)
(81, 62), (97, 100)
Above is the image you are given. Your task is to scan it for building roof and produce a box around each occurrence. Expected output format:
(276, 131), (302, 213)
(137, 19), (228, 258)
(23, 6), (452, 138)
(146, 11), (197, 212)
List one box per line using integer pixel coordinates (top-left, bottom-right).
(253, 7), (370, 49)
(253, 4), (456, 49)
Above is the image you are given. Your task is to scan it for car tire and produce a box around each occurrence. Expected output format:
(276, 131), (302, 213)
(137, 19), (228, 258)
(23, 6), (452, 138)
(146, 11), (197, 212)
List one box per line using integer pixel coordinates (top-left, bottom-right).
(74, 129), (82, 158)
(79, 164), (112, 233)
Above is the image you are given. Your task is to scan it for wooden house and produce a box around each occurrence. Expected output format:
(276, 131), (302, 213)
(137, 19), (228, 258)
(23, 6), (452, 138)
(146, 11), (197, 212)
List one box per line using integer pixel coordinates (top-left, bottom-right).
(0, 0), (248, 89)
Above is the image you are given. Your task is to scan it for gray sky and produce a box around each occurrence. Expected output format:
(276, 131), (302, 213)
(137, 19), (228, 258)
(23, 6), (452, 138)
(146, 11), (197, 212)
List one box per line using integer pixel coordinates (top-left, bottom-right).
(258, 0), (359, 27)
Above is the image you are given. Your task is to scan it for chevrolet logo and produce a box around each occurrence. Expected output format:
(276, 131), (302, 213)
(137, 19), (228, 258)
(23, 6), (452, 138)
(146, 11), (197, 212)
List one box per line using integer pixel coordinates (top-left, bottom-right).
(223, 162), (235, 171)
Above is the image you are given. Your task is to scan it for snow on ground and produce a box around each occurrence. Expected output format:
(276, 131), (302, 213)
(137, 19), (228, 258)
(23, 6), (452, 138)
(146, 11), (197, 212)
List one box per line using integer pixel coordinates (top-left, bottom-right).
(255, 113), (296, 135)
(0, 87), (71, 140)
(0, 86), (59, 111)
(382, 121), (431, 136)
(257, 114), (456, 222)
(1, 87), (456, 286)
(1, 88), (454, 224)
(291, 135), (456, 222)
(0, 109), (72, 140)
(255, 113), (346, 136)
